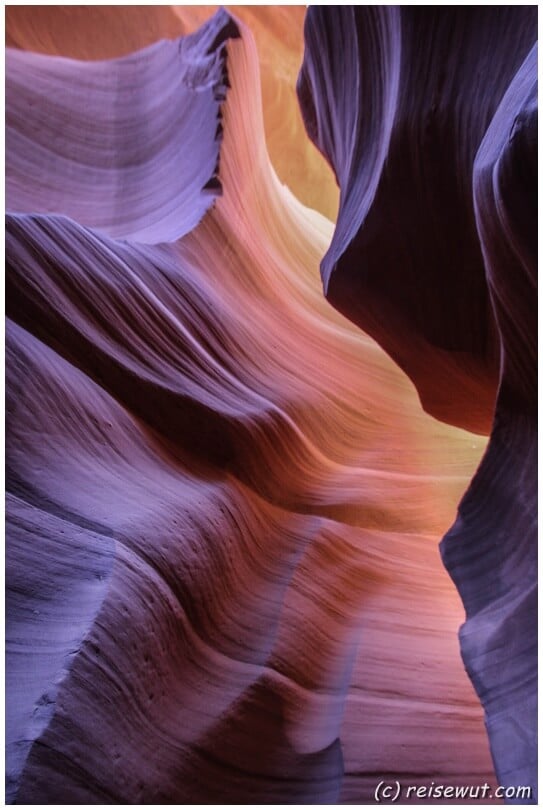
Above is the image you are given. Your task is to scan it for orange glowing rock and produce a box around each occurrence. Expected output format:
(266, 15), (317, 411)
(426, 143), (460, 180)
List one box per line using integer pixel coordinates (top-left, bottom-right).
(6, 7), (500, 803)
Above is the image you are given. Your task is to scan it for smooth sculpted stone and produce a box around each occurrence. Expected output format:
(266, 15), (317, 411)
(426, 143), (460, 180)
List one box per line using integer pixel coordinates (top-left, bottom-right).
(6, 9), (239, 243)
(7, 7), (499, 804)
(442, 43), (538, 800)
(299, 6), (537, 803)
(5, 4), (339, 222)
(297, 6), (537, 435)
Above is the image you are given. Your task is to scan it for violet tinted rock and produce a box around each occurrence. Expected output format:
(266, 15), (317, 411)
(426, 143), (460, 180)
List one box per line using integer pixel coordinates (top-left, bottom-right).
(6, 9), (238, 243)
(442, 44), (538, 800)
(299, 6), (538, 802)
(6, 7), (501, 804)
(298, 6), (536, 434)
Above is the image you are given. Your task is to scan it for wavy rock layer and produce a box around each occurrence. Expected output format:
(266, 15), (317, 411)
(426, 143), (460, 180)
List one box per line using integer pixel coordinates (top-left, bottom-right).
(299, 6), (537, 802)
(6, 13), (239, 243)
(5, 3), (339, 222)
(298, 6), (537, 435)
(441, 44), (538, 797)
(7, 8), (497, 804)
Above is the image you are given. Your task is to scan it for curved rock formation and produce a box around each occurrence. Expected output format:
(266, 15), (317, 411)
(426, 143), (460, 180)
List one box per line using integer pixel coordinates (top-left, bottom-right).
(298, 6), (536, 435)
(6, 12), (239, 242)
(298, 6), (537, 802)
(442, 43), (538, 797)
(5, 3), (339, 222)
(7, 6), (504, 804)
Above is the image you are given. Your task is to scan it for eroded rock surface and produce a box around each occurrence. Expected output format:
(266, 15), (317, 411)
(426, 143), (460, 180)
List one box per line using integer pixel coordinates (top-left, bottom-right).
(6, 7), (509, 804)
(299, 7), (537, 802)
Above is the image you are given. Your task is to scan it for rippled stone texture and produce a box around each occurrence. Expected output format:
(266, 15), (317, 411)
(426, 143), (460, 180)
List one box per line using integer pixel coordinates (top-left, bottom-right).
(298, 6), (536, 435)
(7, 7), (501, 805)
(299, 6), (537, 802)
(442, 43), (537, 798)
(5, 3), (339, 222)
(7, 12), (239, 242)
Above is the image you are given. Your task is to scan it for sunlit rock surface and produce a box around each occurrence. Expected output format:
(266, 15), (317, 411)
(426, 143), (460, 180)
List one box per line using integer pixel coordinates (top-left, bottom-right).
(4, 6), (516, 804)
(299, 6), (537, 802)
(6, 12), (238, 242)
(5, 3), (339, 222)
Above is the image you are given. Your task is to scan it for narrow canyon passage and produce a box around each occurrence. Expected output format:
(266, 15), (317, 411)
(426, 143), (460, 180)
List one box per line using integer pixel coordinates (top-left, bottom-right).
(5, 6), (536, 804)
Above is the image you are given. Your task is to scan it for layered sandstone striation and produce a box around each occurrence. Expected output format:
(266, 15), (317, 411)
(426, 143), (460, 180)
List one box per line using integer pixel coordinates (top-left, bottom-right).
(6, 6), (523, 804)
(298, 6), (537, 801)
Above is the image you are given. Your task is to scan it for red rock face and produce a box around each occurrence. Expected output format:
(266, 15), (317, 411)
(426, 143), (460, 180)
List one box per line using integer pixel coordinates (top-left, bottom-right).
(6, 6), (532, 805)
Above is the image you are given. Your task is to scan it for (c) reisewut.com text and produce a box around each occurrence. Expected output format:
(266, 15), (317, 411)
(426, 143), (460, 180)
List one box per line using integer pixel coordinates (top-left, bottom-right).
(374, 780), (533, 802)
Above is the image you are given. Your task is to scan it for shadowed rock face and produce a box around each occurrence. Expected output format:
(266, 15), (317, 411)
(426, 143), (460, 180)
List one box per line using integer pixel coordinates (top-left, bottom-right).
(442, 43), (538, 797)
(5, 6), (521, 805)
(299, 6), (537, 802)
(297, 6), (536, 436)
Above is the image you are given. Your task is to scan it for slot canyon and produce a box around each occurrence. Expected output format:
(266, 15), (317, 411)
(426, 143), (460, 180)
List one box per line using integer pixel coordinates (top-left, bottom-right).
(5, 5), (537, 804)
